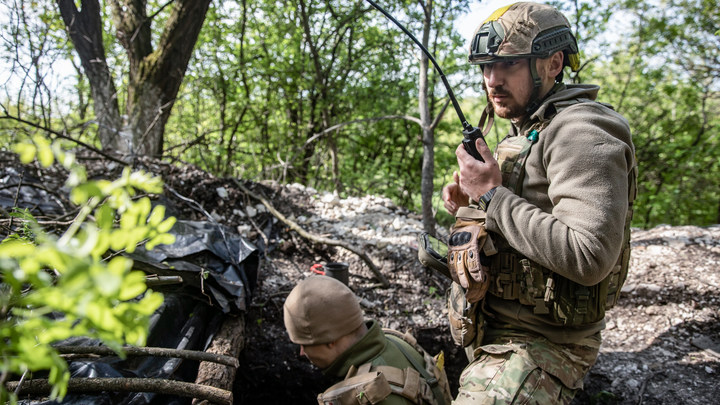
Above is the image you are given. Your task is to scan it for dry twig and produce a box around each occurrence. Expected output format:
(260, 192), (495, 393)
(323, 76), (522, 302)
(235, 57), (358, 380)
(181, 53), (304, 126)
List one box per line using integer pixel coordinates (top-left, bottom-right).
(54, 345), (239, 368)
(234, 179), (389, 287)
(6, 378), (232, 405)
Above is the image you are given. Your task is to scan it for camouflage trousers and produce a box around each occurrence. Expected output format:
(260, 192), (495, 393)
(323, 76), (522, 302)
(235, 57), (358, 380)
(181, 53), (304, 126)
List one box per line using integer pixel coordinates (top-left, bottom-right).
(453, 330), (601, 405)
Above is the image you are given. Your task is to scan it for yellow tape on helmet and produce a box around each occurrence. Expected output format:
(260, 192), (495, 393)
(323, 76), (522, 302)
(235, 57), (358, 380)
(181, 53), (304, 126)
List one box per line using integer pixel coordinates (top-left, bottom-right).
(482, 3), (516, 24)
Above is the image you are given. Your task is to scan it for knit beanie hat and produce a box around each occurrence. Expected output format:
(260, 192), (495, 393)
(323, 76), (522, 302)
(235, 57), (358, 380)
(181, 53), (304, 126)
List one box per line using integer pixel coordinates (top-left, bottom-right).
(283, 276), (364, 345)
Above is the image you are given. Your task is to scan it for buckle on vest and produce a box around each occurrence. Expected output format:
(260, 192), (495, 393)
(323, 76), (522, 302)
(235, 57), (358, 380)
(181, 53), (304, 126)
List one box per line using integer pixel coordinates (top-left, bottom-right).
(495, 253), (516, 299)
(533, 298), (550, 315)
(575, 287), (590, 315)
(520, 259), (535, 296)
(543, 277), (555, 302)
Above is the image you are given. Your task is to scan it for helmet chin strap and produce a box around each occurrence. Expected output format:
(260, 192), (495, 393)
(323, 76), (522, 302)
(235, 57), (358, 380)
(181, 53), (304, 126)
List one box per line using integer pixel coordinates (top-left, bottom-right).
(525, 58), (544, 115)
(478, 102), (495, 137)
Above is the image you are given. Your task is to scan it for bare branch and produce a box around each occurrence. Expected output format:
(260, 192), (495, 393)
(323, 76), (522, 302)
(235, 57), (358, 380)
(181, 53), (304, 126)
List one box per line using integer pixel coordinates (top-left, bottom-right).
(429, 98), (451, 130)
(54, 345), (239, 368)
(0, 114), (127, 165)
(5, 378), (232, 405)
(234, 180), (390, 288)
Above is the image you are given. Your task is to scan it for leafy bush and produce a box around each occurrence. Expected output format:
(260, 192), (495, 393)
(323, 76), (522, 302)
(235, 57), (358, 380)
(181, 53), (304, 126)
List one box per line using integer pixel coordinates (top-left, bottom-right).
(0, 136), (175, 402)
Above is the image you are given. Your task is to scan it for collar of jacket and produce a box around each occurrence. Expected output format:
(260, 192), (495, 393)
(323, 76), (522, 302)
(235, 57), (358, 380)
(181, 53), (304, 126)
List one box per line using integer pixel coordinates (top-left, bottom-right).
(513, 83), (600, 131)
(322, 320), (385, 378)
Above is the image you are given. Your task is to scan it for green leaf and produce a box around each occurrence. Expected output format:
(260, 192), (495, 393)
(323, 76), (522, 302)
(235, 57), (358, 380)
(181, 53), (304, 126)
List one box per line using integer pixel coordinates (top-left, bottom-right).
(95, 204), (115, 230)
(94, 269), (122, 297)
(0, 240), (35, 257)
(147, 205), (166, 227)
(31, 135), (54, 167)
(107, 255), (131, 276)
(70, 183), (104, 205)
(118, 271), (147, 300)
(13, 142), (37, 164)
(135, 197), (152, 223)
(123, 227), (149, 253)
(91, 231), (112, 259)
(109, 229), (130, 251)
(156, 216), (176, 234)
(86, 301), (120, 331)
(145, 233), (175, 250)
(136, 291), (164, 316)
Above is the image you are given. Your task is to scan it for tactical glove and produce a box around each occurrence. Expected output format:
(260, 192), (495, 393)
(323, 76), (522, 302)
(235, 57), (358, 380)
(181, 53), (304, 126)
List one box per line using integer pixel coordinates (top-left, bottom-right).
(447, 207), (497, 303)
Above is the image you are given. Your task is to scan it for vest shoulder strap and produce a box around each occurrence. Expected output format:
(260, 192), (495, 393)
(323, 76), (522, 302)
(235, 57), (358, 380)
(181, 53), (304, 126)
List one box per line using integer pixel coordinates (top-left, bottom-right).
(317, 369), (392, 405)
(550, 97), (613, 116)
(317, 363), (437, 405)
(382, 329), (452, 405)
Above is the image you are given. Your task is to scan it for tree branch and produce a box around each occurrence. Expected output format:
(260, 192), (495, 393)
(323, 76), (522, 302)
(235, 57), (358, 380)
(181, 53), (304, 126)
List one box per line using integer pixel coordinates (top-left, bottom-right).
(303, 115), (423, 148)
(0, 114), (127, 165)
(234, 180), (390, 288)
(53, 345), (239, 368)
(273, 114), (423, 178)
(5, 378), (232, 405)
(429, 98), (451, 130)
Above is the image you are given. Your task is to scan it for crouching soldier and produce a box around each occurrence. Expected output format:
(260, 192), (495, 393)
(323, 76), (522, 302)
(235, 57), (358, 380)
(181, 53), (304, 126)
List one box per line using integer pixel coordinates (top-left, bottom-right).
(283, 276), (452, 405)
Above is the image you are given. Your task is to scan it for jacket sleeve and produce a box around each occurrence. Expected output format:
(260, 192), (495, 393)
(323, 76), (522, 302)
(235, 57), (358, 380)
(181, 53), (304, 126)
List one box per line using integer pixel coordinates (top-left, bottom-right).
(485, 103), (635, 286)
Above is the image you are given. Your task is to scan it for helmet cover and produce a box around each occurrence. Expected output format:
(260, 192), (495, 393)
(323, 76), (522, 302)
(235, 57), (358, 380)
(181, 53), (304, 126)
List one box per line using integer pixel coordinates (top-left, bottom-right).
(469, 2), (580, 71)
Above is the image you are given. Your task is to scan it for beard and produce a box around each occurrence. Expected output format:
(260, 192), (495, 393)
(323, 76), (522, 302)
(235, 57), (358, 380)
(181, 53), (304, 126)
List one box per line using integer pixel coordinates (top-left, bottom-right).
(482, 82), (529, 120)
(488, 87), (528, 119)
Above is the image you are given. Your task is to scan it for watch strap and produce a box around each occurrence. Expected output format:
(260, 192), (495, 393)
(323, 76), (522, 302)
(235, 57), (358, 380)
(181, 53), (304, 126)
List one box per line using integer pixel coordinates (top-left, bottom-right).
(477, 187), (497, 211)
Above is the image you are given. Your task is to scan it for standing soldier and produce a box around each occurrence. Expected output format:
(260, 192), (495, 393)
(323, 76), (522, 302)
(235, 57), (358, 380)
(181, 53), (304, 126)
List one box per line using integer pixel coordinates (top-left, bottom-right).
(283, 276), (452, 404)
(441, 2), (636, 403)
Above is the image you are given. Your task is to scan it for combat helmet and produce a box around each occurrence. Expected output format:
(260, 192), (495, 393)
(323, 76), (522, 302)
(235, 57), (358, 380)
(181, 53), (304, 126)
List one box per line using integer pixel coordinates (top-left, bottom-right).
(469, 2), (580, 117)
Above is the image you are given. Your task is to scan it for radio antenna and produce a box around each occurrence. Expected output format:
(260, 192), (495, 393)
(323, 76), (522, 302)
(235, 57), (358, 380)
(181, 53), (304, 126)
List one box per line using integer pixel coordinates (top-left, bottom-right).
(365, 0), (485, 161)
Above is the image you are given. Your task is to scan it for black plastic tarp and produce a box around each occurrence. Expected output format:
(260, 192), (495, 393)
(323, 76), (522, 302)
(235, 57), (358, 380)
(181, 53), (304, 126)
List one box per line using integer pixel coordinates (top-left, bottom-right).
(23, 294), (223, 405)
(128, 219), (260, 314)
(18, 220), (260, 404)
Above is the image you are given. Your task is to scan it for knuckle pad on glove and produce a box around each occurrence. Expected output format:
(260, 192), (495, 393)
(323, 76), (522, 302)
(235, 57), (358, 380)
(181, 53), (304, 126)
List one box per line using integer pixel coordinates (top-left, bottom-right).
(447, 212), (495, 303)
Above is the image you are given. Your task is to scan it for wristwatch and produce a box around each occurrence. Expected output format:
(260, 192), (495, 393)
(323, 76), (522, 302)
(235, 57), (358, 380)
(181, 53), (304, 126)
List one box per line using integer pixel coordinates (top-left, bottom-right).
(477, 187), (497, 211)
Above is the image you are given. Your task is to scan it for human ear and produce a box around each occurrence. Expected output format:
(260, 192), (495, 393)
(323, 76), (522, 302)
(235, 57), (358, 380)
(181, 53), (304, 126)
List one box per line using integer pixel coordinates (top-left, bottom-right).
(547, 51), (564, 78)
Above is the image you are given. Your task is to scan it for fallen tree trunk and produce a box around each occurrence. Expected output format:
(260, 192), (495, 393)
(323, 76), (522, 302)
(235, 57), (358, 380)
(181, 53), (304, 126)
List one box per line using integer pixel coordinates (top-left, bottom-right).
(235, 179), (389, 287)
(192, 314), (246, 405)
(6, 378), (232, 405)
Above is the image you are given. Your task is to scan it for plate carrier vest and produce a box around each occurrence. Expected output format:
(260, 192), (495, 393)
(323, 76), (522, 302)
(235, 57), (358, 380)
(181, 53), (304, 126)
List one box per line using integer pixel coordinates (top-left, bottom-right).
(316, 329), (452, 405)
(487, 98), (638, 326)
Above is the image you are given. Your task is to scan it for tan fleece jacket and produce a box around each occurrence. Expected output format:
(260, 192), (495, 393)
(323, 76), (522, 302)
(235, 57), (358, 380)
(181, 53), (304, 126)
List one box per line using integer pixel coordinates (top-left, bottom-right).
(484, 84), (635, 342)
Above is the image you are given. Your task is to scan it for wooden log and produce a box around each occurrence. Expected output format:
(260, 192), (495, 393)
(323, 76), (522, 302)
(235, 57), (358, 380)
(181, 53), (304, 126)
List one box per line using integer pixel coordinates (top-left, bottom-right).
(192, 314), (245, 405)
(54, 345), (239, 368)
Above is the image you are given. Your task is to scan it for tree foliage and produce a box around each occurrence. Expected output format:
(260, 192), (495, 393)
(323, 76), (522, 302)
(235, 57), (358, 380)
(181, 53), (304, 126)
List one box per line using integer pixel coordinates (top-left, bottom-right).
(168, 0), (470, 211)
(1, 0), (718, 232)
(0, 138), (175, 402)
(588, 0), (720, 226)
